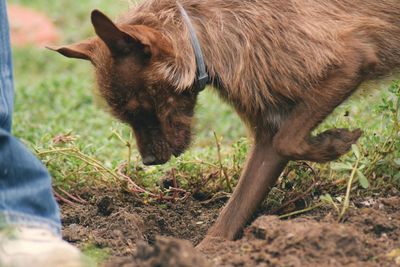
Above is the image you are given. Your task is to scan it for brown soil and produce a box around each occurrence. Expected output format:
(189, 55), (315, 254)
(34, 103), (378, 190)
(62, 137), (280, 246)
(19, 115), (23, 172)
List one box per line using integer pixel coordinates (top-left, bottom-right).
(60, 187), (400, 267)
(7, 4), (60, 47)
(61, 187), (224, 255)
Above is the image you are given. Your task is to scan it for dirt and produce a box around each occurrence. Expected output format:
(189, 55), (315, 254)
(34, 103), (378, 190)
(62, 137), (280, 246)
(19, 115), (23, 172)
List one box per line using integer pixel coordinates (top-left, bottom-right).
(60, 187), (400, 267)
(61, 187), (224, 255)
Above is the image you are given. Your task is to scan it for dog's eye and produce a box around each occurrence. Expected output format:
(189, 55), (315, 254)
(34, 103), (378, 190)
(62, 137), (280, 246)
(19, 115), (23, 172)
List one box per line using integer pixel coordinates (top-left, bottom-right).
(180, 90), (197, 99)
(125, 108), (157, 121)
(125, 108), (141, 118)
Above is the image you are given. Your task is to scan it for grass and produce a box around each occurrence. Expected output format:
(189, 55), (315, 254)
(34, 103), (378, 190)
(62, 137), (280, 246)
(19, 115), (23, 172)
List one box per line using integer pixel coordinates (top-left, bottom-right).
(81, 244), (111, 266)
(8, 0), (400, 262)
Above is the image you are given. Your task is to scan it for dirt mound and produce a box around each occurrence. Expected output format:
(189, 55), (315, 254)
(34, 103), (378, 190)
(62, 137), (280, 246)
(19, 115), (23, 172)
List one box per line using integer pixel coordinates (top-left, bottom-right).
(207, 197), (400, 267)
(63, 208), (145, 255)
(60, 187), (400, 267)
(104, 237), (211, 267)
(200, 197), (400, 267)
(206, 216), (376, 267)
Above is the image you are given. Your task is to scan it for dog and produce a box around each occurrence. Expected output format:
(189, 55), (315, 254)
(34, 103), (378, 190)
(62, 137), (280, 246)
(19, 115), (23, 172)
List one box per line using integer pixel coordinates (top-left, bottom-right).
(50, 0), (400, 246)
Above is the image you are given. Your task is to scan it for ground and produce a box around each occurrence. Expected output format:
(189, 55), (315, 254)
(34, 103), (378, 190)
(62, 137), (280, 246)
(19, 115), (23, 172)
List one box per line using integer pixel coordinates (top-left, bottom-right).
(60, 186), (400, 267)
(7, 1), (400, 267)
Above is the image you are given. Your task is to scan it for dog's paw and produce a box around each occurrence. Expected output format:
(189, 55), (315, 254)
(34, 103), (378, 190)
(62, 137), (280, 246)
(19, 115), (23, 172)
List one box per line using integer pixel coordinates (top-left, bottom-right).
(311, 128), (363, 162)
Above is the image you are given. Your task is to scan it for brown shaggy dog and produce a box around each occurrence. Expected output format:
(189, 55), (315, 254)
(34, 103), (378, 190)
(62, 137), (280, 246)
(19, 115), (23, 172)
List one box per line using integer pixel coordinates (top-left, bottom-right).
(50, 0), (400, 246)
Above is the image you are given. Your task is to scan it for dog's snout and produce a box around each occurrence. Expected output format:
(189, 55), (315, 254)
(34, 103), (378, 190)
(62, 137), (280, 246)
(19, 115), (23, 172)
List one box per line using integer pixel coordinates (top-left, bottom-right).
(142, 155), (157, 165)
(142, 155), (169, 166)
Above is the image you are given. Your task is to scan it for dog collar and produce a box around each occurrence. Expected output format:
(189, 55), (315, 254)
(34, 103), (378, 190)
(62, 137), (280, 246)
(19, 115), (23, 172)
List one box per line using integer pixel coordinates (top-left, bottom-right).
(177, 2), (208, 92)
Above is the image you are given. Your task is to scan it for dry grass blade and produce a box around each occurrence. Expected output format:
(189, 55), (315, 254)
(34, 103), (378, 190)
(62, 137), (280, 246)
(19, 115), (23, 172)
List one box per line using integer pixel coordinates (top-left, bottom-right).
(37, 147), (121, 182)
(278, 203), (323, 219)
(338, 157), (360, 222)
(213, 131), (233, 192)
(53, 190), (79, 206)
(117, 163), (157, 197)
(57, 187), (88, 205)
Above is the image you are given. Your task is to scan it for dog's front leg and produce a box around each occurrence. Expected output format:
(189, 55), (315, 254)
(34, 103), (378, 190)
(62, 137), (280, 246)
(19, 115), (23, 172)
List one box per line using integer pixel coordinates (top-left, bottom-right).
(199, 134), (288, 247)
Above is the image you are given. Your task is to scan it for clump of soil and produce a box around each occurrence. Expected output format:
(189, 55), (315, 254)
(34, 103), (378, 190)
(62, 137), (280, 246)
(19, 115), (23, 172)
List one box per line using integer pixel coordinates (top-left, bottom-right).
(103, 237), (211, 267)
(60, 187), (400, 267)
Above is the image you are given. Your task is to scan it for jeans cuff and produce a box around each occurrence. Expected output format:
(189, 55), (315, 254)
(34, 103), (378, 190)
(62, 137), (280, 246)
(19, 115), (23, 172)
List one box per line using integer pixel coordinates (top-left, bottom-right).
(0, 210), (61, 236)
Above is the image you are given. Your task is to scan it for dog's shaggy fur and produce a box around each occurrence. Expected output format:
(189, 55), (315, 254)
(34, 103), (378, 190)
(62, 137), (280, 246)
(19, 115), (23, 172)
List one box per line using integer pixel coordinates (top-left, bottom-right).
(121, 0), (400, 129)
(51, 0), (400, 244)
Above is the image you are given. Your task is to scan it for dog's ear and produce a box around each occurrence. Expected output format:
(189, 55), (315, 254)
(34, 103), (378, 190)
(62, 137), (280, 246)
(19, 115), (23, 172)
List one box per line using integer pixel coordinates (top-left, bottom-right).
(91, 9), (173, 60)
(46, 39), (94, 62)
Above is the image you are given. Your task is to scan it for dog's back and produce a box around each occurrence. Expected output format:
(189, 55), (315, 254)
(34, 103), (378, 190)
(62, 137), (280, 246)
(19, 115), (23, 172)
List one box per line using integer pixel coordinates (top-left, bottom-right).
(349, 0), (400, 73)
(123, 0), (400, 113)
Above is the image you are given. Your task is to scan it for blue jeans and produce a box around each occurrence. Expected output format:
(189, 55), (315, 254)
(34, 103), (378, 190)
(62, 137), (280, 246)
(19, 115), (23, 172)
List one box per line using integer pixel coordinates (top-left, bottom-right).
(0, 0), (61, 235)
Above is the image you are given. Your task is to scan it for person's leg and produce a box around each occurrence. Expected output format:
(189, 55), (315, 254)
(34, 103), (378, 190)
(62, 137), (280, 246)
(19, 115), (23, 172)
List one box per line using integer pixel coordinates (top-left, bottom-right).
(0, 2), (86, 266)
(0, 0), (61, 235)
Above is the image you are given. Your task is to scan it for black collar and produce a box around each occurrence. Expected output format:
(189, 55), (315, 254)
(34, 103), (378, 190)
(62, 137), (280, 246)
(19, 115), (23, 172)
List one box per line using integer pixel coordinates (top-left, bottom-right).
(177, 2), (208, 92)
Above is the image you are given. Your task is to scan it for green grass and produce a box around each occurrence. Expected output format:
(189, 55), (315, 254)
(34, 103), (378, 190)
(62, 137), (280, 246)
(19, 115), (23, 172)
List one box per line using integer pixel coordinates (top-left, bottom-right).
(8, 1), (400, 262)
(81, 244), (111, 266)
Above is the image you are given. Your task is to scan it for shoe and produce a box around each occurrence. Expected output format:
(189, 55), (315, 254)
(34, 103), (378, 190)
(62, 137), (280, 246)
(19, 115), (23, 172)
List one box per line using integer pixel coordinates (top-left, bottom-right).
(0, 226), (86, 267)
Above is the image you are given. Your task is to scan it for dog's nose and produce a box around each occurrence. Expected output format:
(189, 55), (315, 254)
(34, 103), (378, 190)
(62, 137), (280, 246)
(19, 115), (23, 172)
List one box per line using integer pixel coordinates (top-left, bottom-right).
(142, 155), (157, 165)
(142, 155), (170, 165)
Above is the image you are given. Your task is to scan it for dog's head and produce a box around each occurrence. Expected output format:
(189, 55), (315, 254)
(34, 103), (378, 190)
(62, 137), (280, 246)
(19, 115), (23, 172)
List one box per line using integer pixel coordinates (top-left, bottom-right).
(50, 10), (199, 165)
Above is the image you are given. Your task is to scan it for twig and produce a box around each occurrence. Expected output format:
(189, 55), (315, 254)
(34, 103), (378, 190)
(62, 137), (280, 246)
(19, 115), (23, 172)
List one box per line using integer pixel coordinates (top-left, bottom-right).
(338, 157), (360, 222)
(74, 194), (87, 204)
(62, 163), (89, 181)
(117, 163), (157, 197)
(271, 180), (320, 214)
(200, 191), (231, 204)
(57, 188), (87, 205)
(278, 202), (323, 219)
(110, 130), (133, 177)
(300, 161), (319, 182)
(53, 190), (78, 206)
(213, 132), (232, 192)
(179, 159), (219, 169)
(171, 168), (178, 200)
